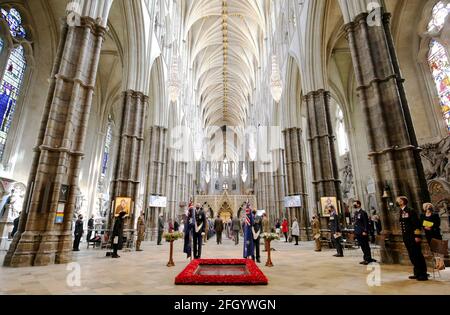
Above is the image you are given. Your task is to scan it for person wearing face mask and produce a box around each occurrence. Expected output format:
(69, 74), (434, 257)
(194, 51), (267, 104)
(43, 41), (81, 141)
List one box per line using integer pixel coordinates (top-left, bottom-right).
(193, 204), (207, 259)
(353, 200), (376, 265)
(73, 214), (84, 251)
(397, 196), (428, 281)
(328, 205), (343, 257)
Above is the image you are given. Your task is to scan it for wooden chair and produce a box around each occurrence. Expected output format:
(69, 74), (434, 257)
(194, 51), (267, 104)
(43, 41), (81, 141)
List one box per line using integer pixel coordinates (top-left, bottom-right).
(430, 239), (449, 279)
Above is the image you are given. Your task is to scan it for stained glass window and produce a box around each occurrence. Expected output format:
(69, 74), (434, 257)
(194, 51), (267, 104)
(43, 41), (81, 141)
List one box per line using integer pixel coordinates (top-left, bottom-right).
(0, 38), (3, 53)
(428, 40), (450, 132)
(428, 1), (450, 32)
(0, 45), (26, 161)
(1, 8), (26, 39)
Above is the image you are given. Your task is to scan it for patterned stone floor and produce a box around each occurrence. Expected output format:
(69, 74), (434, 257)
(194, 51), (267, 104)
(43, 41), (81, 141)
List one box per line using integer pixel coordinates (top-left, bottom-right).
(0, 237), (449, 295)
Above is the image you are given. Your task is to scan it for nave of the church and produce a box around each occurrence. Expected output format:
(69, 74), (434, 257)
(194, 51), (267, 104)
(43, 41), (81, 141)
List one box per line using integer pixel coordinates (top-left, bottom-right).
(0, 0), (449, 297)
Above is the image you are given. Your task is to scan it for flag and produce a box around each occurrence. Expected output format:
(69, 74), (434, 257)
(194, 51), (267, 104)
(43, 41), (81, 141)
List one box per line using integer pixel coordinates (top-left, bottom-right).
(243, 201), (255, 259)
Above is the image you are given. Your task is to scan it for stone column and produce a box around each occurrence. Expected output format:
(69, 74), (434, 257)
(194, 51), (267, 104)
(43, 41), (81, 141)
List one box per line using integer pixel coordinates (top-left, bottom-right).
(144, 126), (167, 241)
(344, 11), (430, 264)
(4, 16), (107, 267)
(272, 149), (286, 221)
(109, 91), (148, 229)
(166, 148), (178, 221)
(283, 128), (310, 240)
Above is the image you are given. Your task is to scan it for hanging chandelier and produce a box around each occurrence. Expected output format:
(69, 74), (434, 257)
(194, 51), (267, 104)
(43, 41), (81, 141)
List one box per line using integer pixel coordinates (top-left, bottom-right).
(204, 165), (211, 184)
(241, 164), (248, 183)
(270, 55), (283, 103)
(168, 54), (180, 103)
(248, 133), (257, 161)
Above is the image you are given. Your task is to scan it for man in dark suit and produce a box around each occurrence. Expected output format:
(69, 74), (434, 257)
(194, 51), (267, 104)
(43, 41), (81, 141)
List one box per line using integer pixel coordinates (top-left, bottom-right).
(193, 204), (207, 259)
(214, 215), (224, 244)
(157, 213), (164, 245)
(73, 214), (84, 251)
(353, 200), (376, 265)
(329, 205), (343, 257)
(397, 196), (428, 281)
(252, 210), (262, 263)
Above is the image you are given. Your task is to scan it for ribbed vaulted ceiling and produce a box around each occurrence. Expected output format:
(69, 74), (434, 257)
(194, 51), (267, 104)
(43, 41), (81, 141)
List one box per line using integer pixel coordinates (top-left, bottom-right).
(185, 0), (265, 128)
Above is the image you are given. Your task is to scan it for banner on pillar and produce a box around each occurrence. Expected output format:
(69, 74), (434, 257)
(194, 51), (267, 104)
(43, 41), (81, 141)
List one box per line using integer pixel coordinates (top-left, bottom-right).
(149, 196), (167, 208)
(284, 196), (302, 208)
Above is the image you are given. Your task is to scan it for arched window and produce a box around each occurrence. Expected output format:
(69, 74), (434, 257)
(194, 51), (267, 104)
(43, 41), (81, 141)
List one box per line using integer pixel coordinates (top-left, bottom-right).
(426, 1), (450, 132)
(428, 40), (450, 132)
(336, 107), (349, 156)
(428, 1), (450, 32)
(0, 7), (28, 162)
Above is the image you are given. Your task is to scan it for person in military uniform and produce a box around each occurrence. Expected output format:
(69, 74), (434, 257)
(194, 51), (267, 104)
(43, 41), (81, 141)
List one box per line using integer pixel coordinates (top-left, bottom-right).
(136, 211), (146, 251)
(214, 215), (224, 244)
(329, 205), (343, 257)
(252, 210), (262, 263)
(397, 196), (428, 281)
(157, 213), (164, 245)
(193, 204), (207, 259)
(353, 200), (376, 265)
(311, 215), (322, 252)
(231, 215), (241, 245)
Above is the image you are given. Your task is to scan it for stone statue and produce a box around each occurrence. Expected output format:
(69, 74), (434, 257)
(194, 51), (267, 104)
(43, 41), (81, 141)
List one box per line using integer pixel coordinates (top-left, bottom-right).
(340, 153), (354, 201)
(421, 136), (450, 181)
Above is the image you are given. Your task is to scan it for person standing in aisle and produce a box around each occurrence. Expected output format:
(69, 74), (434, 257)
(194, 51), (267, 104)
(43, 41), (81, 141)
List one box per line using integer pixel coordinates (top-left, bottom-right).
(157, 213), (165, 245)
(397, 196), (428, 281)
(231, 215), (241, 245)
(111, 211), (126, 258)
(86, 215), (94, 244)
(214, 215), (224, 245)
(73, 214), (84, 251)
(353, 200), (376, 265)
(311, 215), (322, 252)
(136, 211), (146, 251)
(329, 206), (343, 257)
(252, 209), (262, 263)
(291, 217), (300, 245)
(281, 218), (289, 242)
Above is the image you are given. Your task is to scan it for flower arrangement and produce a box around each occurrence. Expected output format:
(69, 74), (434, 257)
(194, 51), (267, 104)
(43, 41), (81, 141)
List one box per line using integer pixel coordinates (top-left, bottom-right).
(175, 259), (268, 285)
(262, 232), (280, 241)
(163, 231), (184, 242)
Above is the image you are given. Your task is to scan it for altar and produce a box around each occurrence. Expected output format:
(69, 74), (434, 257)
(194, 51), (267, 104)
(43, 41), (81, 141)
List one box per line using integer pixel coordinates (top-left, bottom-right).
(194, 192), (257, 219)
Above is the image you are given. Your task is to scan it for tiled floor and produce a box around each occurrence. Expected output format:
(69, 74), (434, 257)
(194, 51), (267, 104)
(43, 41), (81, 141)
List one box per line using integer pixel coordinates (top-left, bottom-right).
(0, 238), (449, 295)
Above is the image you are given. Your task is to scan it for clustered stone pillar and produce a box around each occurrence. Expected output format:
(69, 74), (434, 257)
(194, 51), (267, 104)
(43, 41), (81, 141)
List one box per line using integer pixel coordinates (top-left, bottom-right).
(144, 126), (167, 241)
(4, 17), (106, 267)
(272, 149), (286, 221)
(110, 90), (148, 229)
(344, 11), (430, 264)
(165, 148), (178, 221)
(305, 90), (342, 221)
(177, 161), (188, 218)
(283, 128), (310, 241)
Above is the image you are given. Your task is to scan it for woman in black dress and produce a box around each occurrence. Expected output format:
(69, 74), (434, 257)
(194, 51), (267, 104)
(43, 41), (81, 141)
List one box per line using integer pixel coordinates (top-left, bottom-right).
(111, 211), (126, 258)
(421, 203), (442, 245)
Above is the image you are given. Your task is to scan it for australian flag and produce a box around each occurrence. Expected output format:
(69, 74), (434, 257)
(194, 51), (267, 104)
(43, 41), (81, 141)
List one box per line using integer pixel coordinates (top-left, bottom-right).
(243, 202), (255, 259)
